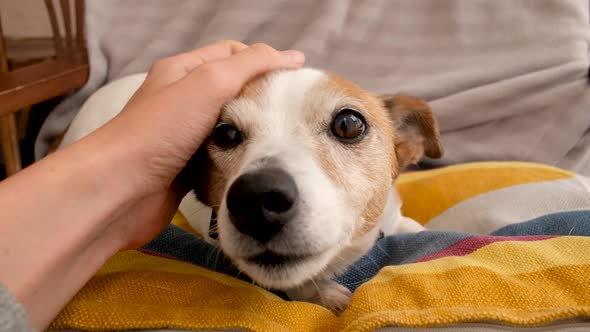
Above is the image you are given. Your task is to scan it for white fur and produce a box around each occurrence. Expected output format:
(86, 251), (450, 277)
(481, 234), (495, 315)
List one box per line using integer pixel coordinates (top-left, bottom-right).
(382, 187), (426, 234)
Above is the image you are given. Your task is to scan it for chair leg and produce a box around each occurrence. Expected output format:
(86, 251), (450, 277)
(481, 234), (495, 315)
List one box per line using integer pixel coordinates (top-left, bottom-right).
(0, 113), (22, 176)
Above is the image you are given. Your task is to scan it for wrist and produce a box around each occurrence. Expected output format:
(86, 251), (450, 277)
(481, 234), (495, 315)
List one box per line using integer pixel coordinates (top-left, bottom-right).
(92, 108), (188, 195)
(21, 227), (121, 329)
(0, 132), (135, 328)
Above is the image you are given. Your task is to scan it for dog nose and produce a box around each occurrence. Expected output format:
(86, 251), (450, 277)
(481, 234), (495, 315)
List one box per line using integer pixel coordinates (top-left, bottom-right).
(226, 168), (298, 243)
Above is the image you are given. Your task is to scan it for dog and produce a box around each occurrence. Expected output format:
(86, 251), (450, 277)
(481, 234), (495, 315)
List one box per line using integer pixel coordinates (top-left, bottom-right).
(58, 68), (443, 314)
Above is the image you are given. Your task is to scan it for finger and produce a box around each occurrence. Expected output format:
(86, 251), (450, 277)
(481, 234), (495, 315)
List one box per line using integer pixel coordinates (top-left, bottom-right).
(180, 43), (305, 101)
(166, 40), (248, 75)
(138, 40), (248, 95)
(217, 43), (305, 84)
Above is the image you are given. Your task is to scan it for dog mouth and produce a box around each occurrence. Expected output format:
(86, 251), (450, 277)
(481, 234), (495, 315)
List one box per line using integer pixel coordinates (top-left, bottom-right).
(246, 250), (311, 267)
(235, 247), (338, 289)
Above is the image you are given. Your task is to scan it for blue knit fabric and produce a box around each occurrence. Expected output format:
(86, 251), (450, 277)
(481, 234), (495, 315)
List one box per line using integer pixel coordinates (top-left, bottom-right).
(142, 210), (590, 293)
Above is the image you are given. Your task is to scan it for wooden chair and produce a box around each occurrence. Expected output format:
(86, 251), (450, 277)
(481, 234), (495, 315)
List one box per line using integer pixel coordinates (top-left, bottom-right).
(0, 0), (89, 177)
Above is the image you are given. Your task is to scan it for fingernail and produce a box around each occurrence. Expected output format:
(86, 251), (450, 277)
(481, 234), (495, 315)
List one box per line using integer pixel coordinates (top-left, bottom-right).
(283, 50), (305, 65)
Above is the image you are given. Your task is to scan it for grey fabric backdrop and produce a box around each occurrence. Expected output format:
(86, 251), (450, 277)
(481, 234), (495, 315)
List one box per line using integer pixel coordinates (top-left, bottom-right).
(36, 0), (590, 175)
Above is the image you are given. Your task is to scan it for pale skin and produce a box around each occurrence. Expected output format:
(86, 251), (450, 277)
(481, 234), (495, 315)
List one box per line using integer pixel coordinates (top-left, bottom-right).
(0, 40), (305, 330)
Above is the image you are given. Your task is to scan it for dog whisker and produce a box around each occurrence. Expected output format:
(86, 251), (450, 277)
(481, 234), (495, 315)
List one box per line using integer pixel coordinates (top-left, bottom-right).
(205, 245), (222, 269)
(207, 171), (231, 181)
(310, 278), (322, 304)
(328, 255), (363, 275)
(568, 225), (577, 235)
(213, 245), (223, 269)
(185, 205), (210, 219)
(338, 279), (368, 288)
(375, 243), (394, 261)
(364, 254), (382, 271)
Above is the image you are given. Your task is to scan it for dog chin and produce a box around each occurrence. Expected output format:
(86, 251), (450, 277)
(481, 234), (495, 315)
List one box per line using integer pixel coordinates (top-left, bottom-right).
(233, 249), (337, 289)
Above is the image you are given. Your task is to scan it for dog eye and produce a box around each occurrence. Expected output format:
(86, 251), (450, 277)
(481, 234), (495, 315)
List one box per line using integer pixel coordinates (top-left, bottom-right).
(331, 109), (367, 142)
(213, 123), (243, 148)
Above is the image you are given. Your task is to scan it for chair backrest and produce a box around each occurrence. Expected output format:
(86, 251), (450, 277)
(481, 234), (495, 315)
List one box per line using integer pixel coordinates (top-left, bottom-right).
(44, 0), (85, 58)
(0, 16), (8, 72)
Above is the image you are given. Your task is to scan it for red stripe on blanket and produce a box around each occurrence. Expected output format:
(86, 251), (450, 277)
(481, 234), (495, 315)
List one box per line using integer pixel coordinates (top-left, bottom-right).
(416, 235), (557, 263)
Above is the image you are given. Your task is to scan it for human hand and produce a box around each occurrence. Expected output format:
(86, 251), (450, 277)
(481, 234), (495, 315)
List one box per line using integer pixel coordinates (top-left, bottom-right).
(91, 40), (305, 248)
(0, 41), (303, 329)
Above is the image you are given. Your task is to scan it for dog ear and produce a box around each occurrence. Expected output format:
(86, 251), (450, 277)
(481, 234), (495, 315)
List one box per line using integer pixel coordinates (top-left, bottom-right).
(380, 94), (443, 169)
(178, 145), (214, 207)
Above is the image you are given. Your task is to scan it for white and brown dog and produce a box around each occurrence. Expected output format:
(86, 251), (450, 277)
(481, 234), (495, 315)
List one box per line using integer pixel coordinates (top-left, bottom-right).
(59, 68), (442, 313)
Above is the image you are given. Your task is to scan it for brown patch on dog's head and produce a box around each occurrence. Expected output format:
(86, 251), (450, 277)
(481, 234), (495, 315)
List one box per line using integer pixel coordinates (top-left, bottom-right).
(314, 80), (443, 238)
(317, 73), (394, 182)
(319, 74), (397, 237)
(352, 94), (442, 237)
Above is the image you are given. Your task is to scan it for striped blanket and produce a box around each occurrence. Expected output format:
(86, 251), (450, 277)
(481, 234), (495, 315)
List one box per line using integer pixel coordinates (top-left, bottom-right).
(50, 162), (590, 331)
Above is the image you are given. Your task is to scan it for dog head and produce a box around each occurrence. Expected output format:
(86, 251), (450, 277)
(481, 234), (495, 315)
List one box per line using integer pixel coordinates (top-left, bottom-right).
(190, 68), (442, 289)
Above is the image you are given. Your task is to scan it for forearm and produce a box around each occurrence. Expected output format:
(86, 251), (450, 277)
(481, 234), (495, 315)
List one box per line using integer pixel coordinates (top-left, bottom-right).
(0, 131), (134, 329)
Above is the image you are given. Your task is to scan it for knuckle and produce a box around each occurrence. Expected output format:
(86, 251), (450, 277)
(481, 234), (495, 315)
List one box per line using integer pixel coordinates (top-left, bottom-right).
(251, 43), (279, 59)
(150, 57), (175, 72)
(199, 63), (222, 77)
(199, 63), (230, 87)
(219, 39), (241, 47)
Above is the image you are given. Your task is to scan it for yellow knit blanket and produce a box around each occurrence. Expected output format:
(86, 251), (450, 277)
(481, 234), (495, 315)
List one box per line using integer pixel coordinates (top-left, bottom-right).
(49, 162), (590, 331)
